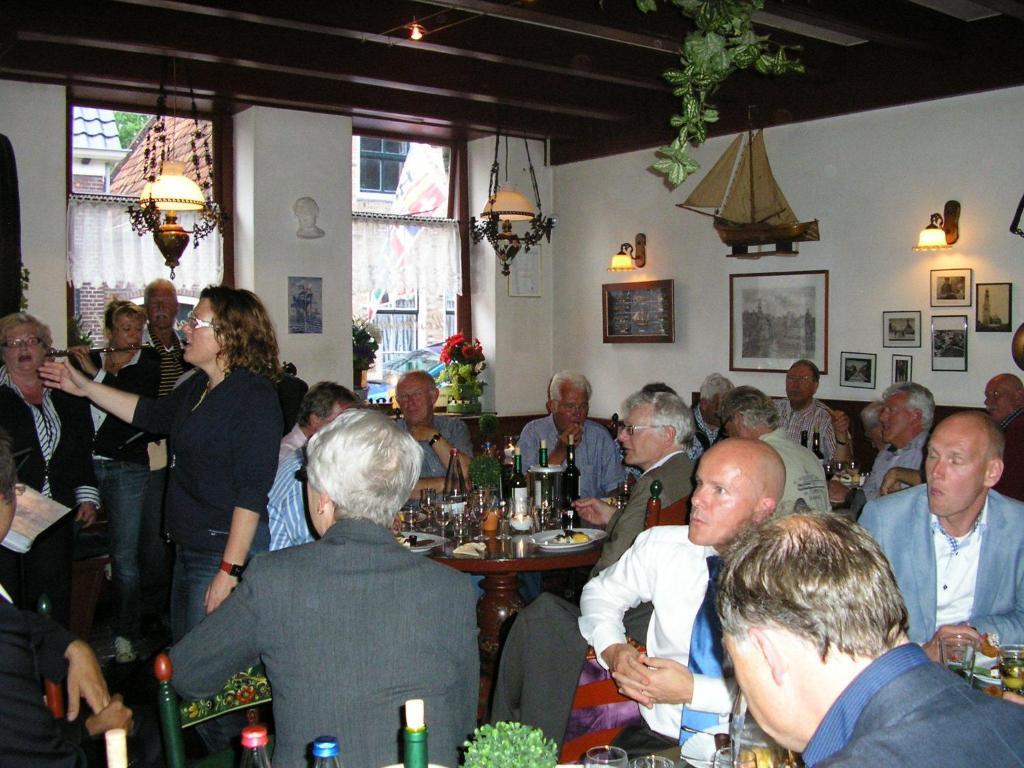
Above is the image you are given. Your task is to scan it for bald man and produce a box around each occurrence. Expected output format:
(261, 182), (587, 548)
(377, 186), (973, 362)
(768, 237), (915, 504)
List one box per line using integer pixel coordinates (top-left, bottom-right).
(861, 411), (1024, 656)
(493, 439), (785, 756)
(985, 373), (1024, 501)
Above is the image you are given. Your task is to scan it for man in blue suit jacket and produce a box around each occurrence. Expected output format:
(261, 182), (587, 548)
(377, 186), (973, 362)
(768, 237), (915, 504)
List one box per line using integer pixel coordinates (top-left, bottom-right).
(860, 410), (1024, 657)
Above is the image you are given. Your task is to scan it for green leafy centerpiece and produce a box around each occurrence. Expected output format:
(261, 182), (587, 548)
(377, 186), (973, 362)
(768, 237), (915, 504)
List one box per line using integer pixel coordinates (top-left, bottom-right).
(437, 333), (486, 414)
(463, 722), (558, 768)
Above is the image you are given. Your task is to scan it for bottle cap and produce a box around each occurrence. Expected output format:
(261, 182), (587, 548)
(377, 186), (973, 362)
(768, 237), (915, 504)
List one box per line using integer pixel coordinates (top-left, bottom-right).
(406, 698), (425, 730)
(312, 736), (340, 758)
(241, 725), (269, 748)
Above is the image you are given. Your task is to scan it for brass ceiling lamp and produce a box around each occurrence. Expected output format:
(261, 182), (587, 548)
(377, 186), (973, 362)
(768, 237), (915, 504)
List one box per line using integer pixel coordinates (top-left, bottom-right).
(470, 126), (555, 276)
(126, 60), (223, 278)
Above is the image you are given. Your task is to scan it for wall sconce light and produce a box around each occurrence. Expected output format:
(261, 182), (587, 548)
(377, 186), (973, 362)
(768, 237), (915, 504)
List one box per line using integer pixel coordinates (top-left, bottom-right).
(608, 233), (647, 271)
(913, 200), (960, 251)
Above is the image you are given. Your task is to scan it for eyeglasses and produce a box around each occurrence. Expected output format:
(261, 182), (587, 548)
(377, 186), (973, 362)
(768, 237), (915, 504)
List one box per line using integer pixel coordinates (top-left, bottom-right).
(2, 336), (43, 349)
(179, 312), (217, 332)
(395, 388), (434, 403)
(785, 374), (813, 383)
(617, 423), (665, 436)
(556, 401), (589, 413)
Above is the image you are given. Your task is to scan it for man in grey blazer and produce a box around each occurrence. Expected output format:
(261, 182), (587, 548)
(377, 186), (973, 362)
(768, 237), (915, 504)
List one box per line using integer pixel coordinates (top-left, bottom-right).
(170, 409), (478, 768)
(719, 513), (1024, 768)
(860, 410), (1024, 657)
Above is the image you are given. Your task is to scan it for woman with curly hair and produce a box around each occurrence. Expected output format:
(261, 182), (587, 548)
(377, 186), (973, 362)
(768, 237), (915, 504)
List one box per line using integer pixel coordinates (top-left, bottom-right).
(42, 286), (282, 642)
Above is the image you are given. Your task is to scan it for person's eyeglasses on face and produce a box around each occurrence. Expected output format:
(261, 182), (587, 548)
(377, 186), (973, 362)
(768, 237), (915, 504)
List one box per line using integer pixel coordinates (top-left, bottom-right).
(2, 336), (42, 349)
(617, 423), (665, 436)
(178, 312), (217, 332)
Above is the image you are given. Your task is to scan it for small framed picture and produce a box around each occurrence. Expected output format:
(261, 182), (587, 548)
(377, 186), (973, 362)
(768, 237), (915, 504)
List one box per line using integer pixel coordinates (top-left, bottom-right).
(882, 310), (921, 348)
(930, 268), (972, 307)
(976, 282), (1012, 332)
(892, 354), (913, 384)
(602, 279), (675, 343)
(931, 315), (968, 371)
(840, 351), (877, 389)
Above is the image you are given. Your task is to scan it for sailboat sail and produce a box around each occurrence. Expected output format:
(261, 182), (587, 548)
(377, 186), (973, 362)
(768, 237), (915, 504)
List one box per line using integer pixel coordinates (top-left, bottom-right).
(683, 134), (743, 209)
(720, 130), (798, 226)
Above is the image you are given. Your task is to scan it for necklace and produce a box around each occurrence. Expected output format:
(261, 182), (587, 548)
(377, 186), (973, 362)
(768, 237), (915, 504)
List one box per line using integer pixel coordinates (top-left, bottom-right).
(191, 382), (212, 412)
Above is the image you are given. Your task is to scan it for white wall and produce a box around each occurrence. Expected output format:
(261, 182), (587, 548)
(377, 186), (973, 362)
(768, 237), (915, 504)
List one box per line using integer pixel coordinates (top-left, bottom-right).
(468, 136), (555, 415)
(234, 106), (352, 385)
(0, 81), (68, 339)
(549, 87), (1024, 417)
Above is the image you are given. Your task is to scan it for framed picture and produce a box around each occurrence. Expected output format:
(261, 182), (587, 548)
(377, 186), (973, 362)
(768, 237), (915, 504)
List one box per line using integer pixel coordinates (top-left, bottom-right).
(976, 282), (1012, 332)
(602, 279), (674, 343)
(509, 246), (542, 297)
(729, 270), (829, 373)
(892, 354), (912, 384)
(840, 351), (876, 389)
(882, 310), (921, 348)
(287, 276), (322, 334)
(931, 315), (968, 371)
(930, 268), (972, 307)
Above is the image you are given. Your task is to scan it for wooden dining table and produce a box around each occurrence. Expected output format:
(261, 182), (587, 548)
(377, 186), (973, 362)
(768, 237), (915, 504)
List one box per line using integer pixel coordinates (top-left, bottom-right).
(432, 532), (604, 719)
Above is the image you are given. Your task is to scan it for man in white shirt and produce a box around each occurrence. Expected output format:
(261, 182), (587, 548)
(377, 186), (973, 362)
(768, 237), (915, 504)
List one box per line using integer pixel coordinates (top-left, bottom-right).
(860, 410), (1024, 656)
(578, 438), (785, 750)
(774, 359), (852, 464)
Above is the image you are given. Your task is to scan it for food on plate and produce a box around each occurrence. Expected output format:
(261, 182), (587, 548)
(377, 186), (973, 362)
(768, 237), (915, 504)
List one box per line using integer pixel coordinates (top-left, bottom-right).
(979, 634), (1000, 657)
(552, 531), (591, 545)
(396, 534), (419, 548)
(984, 684), (1004, 698)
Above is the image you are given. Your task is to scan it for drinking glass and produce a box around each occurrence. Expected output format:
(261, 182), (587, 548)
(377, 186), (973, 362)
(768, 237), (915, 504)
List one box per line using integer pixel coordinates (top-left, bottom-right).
(940, 634), (978, 683)
(1000, 644), (1024, 693)
(712, 747), (734, 768)
(420, 489), (438, 532)
(584, 746), (628, 768)
(630, 756), (674, 768)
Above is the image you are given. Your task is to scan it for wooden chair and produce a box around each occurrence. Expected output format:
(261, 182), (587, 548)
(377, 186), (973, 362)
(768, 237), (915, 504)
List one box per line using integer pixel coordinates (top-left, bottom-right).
(153, 652), (273, 768)
(645, 495), (689, 528)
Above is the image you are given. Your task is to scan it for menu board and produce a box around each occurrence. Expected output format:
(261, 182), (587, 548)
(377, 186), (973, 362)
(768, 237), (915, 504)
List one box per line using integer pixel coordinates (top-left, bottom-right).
(602, 279), (674, 343)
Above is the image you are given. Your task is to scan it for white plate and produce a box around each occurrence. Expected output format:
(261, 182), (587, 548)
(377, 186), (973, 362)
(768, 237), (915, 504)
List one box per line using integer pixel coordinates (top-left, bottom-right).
(396, 532), (444, 553)
(679, 725), (729, 768)
(532, 528), (607, 551)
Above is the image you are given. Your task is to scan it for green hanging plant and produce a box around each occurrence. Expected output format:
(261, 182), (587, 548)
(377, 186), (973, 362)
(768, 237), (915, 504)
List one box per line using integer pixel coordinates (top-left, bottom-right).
(636, 0), (804, 187)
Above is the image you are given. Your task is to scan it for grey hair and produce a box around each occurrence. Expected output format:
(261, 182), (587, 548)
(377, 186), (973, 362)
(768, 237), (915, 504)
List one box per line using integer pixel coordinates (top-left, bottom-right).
(719, 386), (779, 431)
(305, 408), (421, 528)
(298, 381), (358, 427)
(700, 373), (734, 400)
(860, 401), (884, 431)
(882, 382), (935, 430)
(621, 389), (695, 446)
(143, 278), (178, 304)
(549, 371), (592, 401)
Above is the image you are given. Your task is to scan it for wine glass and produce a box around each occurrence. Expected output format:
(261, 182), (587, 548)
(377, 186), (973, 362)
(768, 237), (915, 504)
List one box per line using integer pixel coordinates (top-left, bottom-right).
(584, 746), (628, 768)
(420, 489), (439, 534)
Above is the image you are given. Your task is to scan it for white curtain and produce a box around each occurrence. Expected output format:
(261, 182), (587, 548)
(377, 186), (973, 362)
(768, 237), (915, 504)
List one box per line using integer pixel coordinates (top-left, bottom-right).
(351, 215), (461, 303)
(67, 196), (223, 291)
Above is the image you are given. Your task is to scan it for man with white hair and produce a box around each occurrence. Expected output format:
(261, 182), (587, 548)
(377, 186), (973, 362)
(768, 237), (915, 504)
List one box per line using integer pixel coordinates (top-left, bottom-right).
(170, 409), (478, 768)
(688, 372), (733, 460)
(518, 370), (624, 499)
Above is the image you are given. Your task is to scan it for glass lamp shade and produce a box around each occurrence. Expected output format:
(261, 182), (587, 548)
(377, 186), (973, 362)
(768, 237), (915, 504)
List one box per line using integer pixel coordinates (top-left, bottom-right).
(607, 251), (635, 271)
(144, 161), (206, 211)
(481, 185), (534, 221)
(913, 222), (950, 251)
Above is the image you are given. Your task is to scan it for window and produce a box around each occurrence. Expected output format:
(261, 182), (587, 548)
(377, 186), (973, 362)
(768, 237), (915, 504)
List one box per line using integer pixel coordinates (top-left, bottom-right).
(352, 137), (460, 401)
(66, 105), (222, 344)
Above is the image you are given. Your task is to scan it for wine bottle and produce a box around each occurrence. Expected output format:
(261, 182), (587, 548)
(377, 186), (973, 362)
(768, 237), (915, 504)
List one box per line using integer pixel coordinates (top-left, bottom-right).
(510, 446), (528, 516)
(539, 438), (548, 468)
(240, 725), (273, 768)
(403, 698), (428, 768)
(563, 435), (580, 506)
(311, 736), (344, 768)
(442, 448), (467, 520)
(800, 430), (809, 448)
(811, 430), (824, 461)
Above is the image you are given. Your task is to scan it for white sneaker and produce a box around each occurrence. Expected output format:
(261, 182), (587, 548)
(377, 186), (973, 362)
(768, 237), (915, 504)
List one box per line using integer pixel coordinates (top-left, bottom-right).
(114, 635), (137, 663)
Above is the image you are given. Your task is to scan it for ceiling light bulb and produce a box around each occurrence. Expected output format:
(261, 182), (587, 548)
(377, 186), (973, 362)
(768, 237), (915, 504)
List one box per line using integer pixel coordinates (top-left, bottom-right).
(408, 22), (425, 41)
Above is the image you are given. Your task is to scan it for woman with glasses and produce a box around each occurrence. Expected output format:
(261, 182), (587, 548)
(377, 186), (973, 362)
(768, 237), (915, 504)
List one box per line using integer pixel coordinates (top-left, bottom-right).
(69, 300), (161, 662)
(41, 287), (283, 644)
(0, 312), (99, 627)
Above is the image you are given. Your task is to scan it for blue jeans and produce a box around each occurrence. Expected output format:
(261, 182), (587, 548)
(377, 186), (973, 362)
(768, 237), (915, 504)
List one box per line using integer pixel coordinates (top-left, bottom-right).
(95, 459), (150, 638)
(139, 466), (171, 617)
(170, 545), (222, 643)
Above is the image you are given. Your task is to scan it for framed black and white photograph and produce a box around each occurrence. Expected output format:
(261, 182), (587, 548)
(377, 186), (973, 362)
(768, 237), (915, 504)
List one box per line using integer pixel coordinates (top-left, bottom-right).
(882, 310), (921, 348)
(931, 315), (968, 371)
(840, 351), (876, 389)
(976, 282), (1012, 332)
(287, 276), (323, 334)
(892, 354), (912, 384)
(930, 268), (972, 308)
(729, 270), (829, 373)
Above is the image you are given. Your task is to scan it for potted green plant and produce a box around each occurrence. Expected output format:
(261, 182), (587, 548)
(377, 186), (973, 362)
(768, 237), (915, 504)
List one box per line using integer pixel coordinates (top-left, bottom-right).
(437, 333), (486, 414)
(463, 722), (558, 768)
(468, 455), (501, 490)
(352, 316), (381, 389)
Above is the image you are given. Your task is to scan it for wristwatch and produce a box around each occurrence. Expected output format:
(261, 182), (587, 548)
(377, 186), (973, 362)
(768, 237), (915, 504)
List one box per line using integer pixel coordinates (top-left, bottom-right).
(428, 433), (443, 446)
(219, 560), (245, 578)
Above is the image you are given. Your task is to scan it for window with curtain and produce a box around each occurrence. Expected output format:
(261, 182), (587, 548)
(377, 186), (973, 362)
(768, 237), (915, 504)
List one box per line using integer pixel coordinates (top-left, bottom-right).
(351, 137), (459, 399)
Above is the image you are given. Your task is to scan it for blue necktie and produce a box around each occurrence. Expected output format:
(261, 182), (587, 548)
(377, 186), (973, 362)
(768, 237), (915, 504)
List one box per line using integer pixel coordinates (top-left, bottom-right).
(679, 555), (724, 744)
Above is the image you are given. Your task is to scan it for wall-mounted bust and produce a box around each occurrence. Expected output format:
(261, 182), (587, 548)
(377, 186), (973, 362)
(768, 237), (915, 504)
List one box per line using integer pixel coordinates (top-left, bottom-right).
(293, 196), (325, 239)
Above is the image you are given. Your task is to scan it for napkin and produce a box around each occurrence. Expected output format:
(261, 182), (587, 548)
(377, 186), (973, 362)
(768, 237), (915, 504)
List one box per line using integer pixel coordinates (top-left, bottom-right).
(452, 542), (486, 558)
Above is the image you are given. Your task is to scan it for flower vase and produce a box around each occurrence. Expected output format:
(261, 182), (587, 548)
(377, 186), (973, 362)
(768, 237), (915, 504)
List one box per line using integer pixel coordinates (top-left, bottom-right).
(353, 366), (368, 389)
(446, 396), (481, 415)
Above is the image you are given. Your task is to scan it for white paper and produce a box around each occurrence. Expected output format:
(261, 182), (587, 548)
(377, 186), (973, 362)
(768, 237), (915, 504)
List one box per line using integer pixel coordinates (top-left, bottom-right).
(1, 485), (72, 554)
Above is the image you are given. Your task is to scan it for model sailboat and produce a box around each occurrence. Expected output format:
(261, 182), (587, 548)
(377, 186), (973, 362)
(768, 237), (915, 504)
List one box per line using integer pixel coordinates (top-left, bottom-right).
(677, 129), (819, 256)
